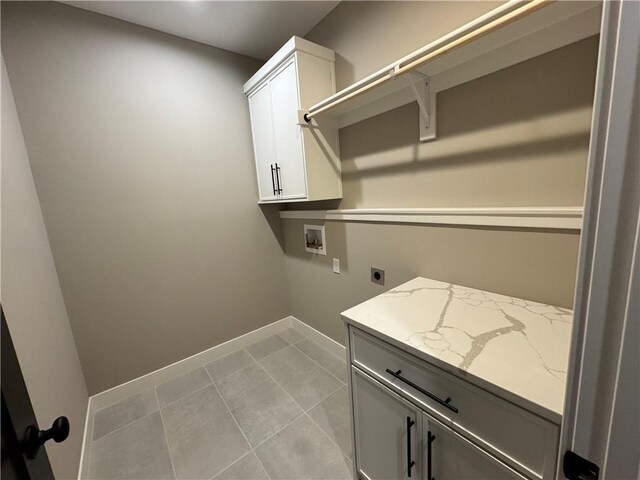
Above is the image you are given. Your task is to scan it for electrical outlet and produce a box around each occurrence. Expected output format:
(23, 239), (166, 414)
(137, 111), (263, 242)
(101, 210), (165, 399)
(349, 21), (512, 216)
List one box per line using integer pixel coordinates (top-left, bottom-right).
(332, 258), (340, 274)
(371, 267), (385, 285)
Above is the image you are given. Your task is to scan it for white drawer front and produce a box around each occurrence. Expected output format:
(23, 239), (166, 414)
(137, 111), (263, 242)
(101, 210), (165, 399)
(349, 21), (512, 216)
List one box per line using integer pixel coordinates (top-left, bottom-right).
(349, 327), (559, 479)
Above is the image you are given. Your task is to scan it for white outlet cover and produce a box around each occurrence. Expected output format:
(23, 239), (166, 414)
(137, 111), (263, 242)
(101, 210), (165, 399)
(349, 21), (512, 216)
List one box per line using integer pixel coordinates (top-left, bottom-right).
(332, 258), (340, 274)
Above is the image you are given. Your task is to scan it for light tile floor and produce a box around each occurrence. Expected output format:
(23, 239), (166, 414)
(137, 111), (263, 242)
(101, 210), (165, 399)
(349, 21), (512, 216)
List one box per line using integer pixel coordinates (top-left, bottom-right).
(86, 328), (353, 479)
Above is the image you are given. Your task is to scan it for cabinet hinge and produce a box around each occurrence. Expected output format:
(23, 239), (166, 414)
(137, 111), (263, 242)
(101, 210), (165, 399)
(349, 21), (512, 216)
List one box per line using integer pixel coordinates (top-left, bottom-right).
(563, 450), (599, 480)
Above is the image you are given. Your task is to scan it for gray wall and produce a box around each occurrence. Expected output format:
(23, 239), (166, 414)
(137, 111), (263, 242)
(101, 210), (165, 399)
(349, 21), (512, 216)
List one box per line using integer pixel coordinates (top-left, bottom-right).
(2, 56), (89, 479)
(2, 1), (289, 395)
(306, 1), (502, 90)
(280, 3), (600, 344)
(283, 220), (581, 343)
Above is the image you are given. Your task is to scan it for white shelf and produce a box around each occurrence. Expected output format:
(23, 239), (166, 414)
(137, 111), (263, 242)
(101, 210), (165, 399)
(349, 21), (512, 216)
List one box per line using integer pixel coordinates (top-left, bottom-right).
(280, 207), (583, 230)
(308, 1), (601, 140)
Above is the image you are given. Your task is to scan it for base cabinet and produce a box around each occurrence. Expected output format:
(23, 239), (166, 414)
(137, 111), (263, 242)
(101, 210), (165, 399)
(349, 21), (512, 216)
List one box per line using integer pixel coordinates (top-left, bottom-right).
(352, 368), (422, 480)
(351, 366), (534, 480)
(423, 414), (526, 480)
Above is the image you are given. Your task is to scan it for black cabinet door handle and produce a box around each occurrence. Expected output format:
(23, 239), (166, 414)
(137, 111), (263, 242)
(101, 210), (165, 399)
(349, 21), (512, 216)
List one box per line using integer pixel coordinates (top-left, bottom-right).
(427, 430), (436, 480)
(406, 416), (415, 478)
(275, 163), (282, 194)
(270, 164), (276, 195)
(386, 369), (458, 413)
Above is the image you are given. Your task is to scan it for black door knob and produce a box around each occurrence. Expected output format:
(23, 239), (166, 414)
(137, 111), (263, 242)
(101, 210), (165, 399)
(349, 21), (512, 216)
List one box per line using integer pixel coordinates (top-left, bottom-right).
(23, 416), (69, 459)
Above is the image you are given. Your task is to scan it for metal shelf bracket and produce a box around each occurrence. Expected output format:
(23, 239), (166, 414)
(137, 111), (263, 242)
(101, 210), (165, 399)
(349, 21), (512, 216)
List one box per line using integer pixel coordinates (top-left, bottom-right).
(390, 66), (436, 142)
(407, 71), (436, 142)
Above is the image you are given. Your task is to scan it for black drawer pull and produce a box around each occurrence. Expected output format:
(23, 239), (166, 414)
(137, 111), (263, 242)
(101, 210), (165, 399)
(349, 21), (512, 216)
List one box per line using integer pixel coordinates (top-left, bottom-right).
(406, 416), (415, 478)
(270, 164), (277, 195)
(386, 369), (458, 413)
(275, 163), (282, 194)
(427, 430), (436, 480)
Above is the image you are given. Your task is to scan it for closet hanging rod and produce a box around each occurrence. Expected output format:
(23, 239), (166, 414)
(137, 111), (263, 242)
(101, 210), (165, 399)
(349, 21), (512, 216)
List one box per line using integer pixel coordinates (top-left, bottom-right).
(303, 0), (553, 123)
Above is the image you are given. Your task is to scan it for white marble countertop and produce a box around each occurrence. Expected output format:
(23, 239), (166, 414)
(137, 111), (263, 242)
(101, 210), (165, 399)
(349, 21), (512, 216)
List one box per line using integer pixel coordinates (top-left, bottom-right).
(341, 277), (573, 423)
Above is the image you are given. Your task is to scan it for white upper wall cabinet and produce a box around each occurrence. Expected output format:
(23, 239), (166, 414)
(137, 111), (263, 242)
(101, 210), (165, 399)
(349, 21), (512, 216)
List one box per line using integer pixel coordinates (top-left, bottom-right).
(244, 37), (342, 203)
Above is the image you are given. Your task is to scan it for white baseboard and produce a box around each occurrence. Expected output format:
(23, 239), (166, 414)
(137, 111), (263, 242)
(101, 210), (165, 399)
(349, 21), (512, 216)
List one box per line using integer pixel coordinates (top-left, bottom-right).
(79, 316), (295, 478)
(89, 316), (294, 412)
(77, 396), (93, 480)
(290, 316), (346, 359)
(78, 315), (343, 478)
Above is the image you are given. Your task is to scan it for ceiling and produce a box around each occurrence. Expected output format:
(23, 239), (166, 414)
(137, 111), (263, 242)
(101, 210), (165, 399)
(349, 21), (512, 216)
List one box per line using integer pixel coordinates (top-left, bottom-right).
(60, 1), (340, 60)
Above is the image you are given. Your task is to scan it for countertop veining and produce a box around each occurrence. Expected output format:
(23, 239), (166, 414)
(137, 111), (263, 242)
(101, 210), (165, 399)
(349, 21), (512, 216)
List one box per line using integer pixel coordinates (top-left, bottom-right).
(341, 277), (573, 422)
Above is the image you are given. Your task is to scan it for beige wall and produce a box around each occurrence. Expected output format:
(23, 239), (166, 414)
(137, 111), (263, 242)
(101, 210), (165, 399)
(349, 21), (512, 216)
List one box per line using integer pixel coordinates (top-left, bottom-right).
(2, 56), (89, 479)
(281, 3), (600, 344)
(338, 37), (598, 209)
(306, 1), (503, 90)
(283, 219), (581, 344)
(2, 1), (289, 394)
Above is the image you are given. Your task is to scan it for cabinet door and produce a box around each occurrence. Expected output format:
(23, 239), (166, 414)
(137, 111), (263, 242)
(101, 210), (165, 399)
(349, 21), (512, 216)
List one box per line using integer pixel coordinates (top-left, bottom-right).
(352, 368), (422, 480)
(422, 413), (527, 480)
(248, 82), (278, 201)
(269, 60), (307, 199)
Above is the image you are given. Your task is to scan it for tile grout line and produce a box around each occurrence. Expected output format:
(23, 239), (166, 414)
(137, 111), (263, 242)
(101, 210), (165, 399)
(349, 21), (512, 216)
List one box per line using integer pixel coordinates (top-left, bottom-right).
(91, 405), (160, 444)
(91, 334), (326, 429)
(93, 366), (213, 442)
(249, 410), (307, 452)
(252, 359), (307, 412)
(304, 410), (352, 461)
(248, 333), (345, 388)
(207, 349), (258, 384)
(204, 366), (272, 480)
(244, 334), (291, 363)
(251, 341), (346, 418)
(290, 342), (347, 386)
(206, 450), (269, 480)
(92, 339), (294, 471)
(91, 332), (345, 479)
(247, 361), (318, 450)
(250, 341), (352, 463)
(245, 376), (340, 455)
(248, 362), (351, 465)
(292, 335), (345, 360)
(153, 387), (178, 480)
(157, 377), (213, 410)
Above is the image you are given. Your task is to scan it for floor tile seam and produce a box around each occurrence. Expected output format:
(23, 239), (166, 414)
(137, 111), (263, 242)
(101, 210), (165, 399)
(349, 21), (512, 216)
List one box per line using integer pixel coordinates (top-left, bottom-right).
(253, 362), (307, 413)
(237, 381), (340, 453)
(207, 367), (270, 479)
(303, 411), (353, 462)
(248, 410), (307, 452)
(210, 355), (259, 385)
(303, 383), (345, 414)
(92, 389), (154, 417)
(90, 339), (337, 443)
(216, 375), (282, 405)
(157, 381), (214, 410)
(290, 342), (347, 385)
(245, 336), (291, 363)
(215, 359), (325, 461)
(156, 365), (211, 392)
(206, 450), (271, 480)
(90, 406), (160, 445)
(211, 363), (343, 474)
(154, 388), (178, 480)
(282, 331), (307, 344)
(294, 336), (346, 363)
(255, 360), (344, 425)
(254, 451), (272, 480)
